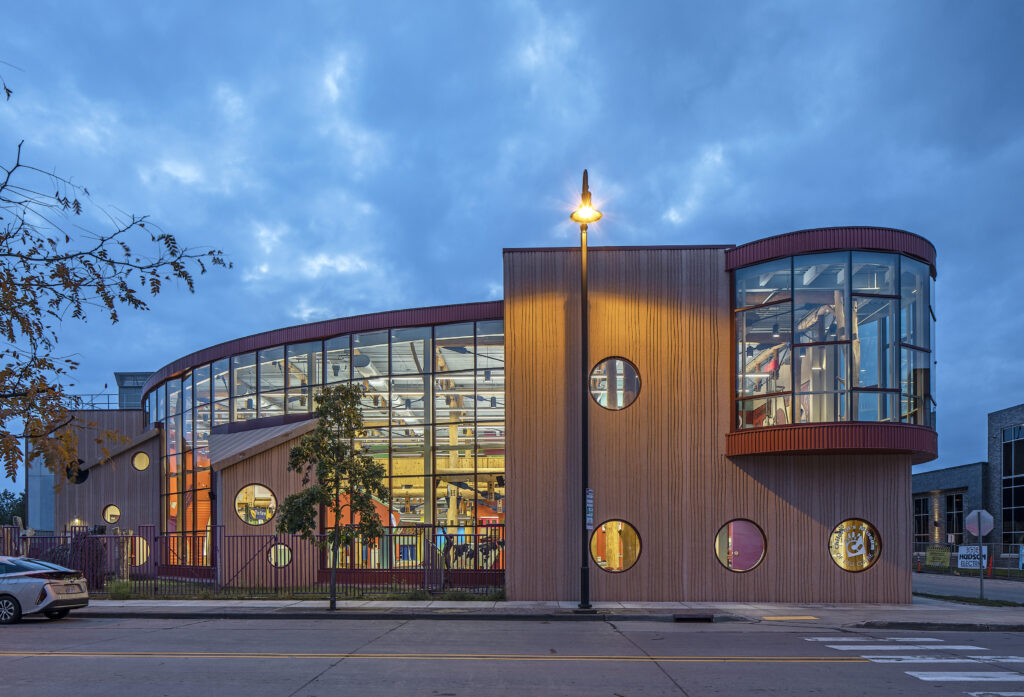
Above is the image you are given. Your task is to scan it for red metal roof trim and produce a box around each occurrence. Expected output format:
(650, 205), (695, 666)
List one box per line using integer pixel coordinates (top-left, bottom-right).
(143, 300), (503, 395)
(726, 423), (938, 465)
(725, 227), (937, 276)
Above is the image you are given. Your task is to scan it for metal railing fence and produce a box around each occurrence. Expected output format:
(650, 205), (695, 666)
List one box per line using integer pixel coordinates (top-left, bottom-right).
(0, 524), (504, 597)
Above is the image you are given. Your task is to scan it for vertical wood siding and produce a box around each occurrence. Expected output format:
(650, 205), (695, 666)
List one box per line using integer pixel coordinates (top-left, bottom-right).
(504, 247), (911, 602)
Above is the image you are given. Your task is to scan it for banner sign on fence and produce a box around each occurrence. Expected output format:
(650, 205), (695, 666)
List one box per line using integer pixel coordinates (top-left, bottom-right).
(925, 545), (951, 568)
(957, 545), (988, 569)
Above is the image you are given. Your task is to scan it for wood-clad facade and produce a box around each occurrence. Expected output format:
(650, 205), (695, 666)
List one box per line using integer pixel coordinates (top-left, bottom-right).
(53, 410), (161, 534)
(504, 246), (914, 603)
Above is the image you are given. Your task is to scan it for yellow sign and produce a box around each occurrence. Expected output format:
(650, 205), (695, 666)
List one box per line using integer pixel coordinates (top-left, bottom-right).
(828, 519), (882, 572)
(925, 545), (950, 567)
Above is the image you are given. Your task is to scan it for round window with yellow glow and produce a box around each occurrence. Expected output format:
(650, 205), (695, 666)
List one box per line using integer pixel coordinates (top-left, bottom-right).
(131, 452), (150, 471)
(828, 518), (882, 572)
(102, 504), (121, 524)
(589, 520), (641, 573)
(234, 484), (277, 526)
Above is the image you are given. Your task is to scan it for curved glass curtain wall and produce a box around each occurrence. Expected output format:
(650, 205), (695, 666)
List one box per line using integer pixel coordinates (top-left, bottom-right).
(143, 320), (505, 559)
(735, 252), (934, 429)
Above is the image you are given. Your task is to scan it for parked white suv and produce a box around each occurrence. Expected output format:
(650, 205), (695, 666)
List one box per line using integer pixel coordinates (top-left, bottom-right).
(0, 556), (89, 624)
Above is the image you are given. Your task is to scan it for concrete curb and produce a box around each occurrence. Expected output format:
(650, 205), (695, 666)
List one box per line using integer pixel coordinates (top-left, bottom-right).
(74, 610), (749, 623)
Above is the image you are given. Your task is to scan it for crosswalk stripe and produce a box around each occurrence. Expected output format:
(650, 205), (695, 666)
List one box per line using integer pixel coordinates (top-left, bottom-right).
(971, 658), (1024, 664)
(906, 672), (1024, 682)
(803, 637), (868, 642)
(966, 691), (1024, 696)
(862, 655), (978, 664)
(827, 644), (985, 651)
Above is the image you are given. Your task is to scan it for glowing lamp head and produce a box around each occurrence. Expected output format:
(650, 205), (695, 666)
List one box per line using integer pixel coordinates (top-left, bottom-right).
(570, 169), (602, 224)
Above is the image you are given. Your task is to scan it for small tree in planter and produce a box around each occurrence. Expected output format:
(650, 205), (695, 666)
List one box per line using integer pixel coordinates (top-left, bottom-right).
(276, 384), (389, 610)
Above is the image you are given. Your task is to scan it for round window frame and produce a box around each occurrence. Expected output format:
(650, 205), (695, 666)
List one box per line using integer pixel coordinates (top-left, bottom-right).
(589, 356), (642, 411)
(130, 536), (150, 567)
(713, 518), (767, 573)
(267, 543), (293, 568)
(131, 451), (150, 471)
(828, 518), (883, 573)
(101, 504), (121, 525)
(588, 519), (642, 574)
(233, 483), (278, 527)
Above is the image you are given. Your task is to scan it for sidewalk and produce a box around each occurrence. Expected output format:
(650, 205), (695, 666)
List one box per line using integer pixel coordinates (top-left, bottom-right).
(67, 574), (1024, 631)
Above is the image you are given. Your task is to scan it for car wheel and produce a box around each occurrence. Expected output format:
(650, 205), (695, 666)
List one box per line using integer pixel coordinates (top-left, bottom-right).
(44, 609), (70, 620)
(0, 596), (21, 625)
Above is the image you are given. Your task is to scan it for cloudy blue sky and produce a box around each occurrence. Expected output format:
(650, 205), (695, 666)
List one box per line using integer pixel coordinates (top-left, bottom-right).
(2, 1), (1022, 492)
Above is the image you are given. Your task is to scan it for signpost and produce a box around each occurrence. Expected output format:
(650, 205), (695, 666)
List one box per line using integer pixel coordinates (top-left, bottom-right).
(585, 488), (595, 532)
(965, 509), (994, 599)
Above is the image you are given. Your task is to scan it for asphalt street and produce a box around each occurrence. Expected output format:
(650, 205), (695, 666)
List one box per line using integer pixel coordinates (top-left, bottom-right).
(3, 617), (1024, 696)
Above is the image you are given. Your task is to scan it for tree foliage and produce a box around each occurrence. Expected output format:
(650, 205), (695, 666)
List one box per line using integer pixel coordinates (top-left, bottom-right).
(0, 489), (26, 525)
(276, 384), (389, 607)
(1, 75), (230, 482)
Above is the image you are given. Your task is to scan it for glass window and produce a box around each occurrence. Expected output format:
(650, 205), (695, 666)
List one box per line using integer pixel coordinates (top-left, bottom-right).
(434, 323), (475, 372)
(182, 372), (193, 415)
(193, 364), (211, 407)
(353, 331), (389, 379)
(476, 369), (505, 422)
(156, 384), (166, 422)
(851, 252), (897, 295)
(736, 395), (791, 429)
(167, 378), (182, 417)
(325, 335), (350, 383)
(851, 297), (897, 389)
(851, 391), (898, 422)
(212, 358), (230, 402)
(828, 518), (882, 572)
(259, 390), (285, 418)
(354, 427), (391, 477)
(434, 372), (476, 424)
(391, 375), (429, 426)
(476, 320), (504, 370)
(234, 484), (277, 526)
(232, 353), (257, 397)
(435, 425), (474, 473)
(476, 472), (506, 524)
(901, 256), (930, 348)
(913, 497), (931, 544)
(795, 391), (848, 423)
(390, 476), (428, 524)
(436, 473), (476, 527)
(355, 377), (389, 427)
(391, 427), (430, 479)
(901, 347), (931, 425)
(590, 520), (641, 573)
(287, 341), (322, 389)
(736, 304), (792, 397)
(589, 357), (641, 410)
(268, 544), (292, 568)
(793, 344), (848, 394)
(102, 504), (121, 524)
(794, 252), (849, 343)
(391, 327), (431, 375)
(734, 257), (791, 309)
(476, 423), (505, 474)
(132, 452), (150, 471)
(258, 346), (285, 393)
(946, 493), (965, 544)
(715, 520), (766, 572)
(129, 537), (150, 567)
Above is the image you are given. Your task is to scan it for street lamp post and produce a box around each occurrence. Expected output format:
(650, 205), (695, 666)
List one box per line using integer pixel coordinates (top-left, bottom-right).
(570, 170), (601, 611)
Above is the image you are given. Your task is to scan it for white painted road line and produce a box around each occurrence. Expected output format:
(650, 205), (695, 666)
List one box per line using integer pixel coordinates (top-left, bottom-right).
(803, 637), (869, 642)
(972, 658), (1024, 664)
(862, 655), (978, 664)
(967, 692), (1024, 696)
(906, 672), (1024, 682)
(827, 644), (986, 651)
(888, 638), (943, 642)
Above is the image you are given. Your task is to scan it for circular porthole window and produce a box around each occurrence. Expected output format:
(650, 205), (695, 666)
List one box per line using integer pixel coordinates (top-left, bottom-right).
(589, 520), (641, 573)
(715, 519), (766, 572)
(132, 452), (150, 471)
(102, 505), (121, 524)
(829, 518), (882, 572)
(589, 357), (641, 410)
(130, 536), (150, 566)
(234, 484), (278, 526)
(268, 544), (293, 568)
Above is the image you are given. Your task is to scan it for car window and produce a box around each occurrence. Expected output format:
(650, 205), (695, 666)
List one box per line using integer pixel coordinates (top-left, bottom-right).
(20, 558), (68, 572)
(7, 559), (59, 572)
(0, 562), (14, 575)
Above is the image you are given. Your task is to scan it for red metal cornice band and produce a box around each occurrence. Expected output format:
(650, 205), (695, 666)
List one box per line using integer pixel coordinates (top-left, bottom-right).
(142, 300), (504, 396)
(725, 226), (937, 277)
(726, 422), (938, 465)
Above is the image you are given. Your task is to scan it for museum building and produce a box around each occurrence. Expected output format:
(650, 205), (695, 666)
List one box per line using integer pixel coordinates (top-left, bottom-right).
(48, 226), (937, 603)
